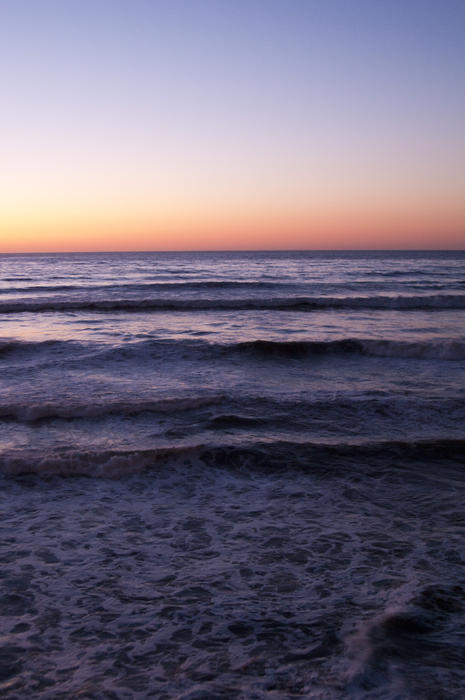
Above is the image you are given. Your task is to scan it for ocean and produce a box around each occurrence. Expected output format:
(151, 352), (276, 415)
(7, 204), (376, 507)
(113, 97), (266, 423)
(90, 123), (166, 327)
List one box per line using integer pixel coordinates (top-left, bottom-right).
(0, 250), (464, 698)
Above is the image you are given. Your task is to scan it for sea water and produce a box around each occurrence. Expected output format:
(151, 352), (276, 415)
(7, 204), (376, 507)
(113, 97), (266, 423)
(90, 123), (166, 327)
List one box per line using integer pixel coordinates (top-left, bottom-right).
(0, 250), (464, 697)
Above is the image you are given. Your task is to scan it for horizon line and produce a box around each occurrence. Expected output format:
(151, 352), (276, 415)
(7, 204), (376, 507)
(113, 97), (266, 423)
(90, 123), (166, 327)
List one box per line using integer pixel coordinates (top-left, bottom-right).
(1, 247), (464, 255)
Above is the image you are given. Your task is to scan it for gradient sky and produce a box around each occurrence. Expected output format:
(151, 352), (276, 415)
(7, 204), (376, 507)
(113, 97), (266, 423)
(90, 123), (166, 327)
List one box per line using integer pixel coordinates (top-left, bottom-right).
(1, 0), (464, 251)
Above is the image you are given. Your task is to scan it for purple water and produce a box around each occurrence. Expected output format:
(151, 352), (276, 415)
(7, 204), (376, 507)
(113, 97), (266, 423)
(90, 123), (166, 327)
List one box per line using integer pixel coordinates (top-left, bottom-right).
(1, 250), (464, 697)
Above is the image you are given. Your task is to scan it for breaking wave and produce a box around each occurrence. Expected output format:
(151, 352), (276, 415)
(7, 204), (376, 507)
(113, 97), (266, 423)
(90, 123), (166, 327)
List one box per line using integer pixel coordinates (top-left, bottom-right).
(2, 438), (464, 478)
(344, 584), (465, 697)
(2, 336), (465, 364)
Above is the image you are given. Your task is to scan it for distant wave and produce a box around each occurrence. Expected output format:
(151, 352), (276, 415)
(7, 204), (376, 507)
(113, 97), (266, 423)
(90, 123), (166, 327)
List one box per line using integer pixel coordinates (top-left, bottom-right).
(0, 284), (86, 293)
(351, 269), (450, 277)
(0, 294), (465, 313)
(2, 438), (464, 477)
(2, 276), (34, 282)
(0, 280), (284, 295)
(2, 281), (463, 297)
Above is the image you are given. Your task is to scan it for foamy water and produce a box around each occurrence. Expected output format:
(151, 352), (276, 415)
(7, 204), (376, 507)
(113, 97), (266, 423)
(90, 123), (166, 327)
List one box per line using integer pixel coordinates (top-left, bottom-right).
(0, 250), (464, 697)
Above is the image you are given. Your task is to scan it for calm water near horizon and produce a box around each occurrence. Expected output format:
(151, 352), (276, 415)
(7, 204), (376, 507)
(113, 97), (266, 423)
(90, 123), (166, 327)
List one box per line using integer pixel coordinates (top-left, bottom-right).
(1, 250), (464, 698)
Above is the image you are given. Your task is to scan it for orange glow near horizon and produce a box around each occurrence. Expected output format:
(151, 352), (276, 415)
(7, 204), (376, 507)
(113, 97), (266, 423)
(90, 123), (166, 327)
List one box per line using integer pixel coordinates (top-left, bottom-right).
(2, 164), (464, 252)
(1, 204), (464, 253)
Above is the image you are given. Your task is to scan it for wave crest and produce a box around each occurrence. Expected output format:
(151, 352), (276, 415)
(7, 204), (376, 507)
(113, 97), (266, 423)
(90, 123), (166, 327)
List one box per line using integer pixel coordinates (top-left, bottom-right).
(2, 336), (464, 364)
(0, 293), (464, 313)
(232, 338), (465, 360)
(2, 438), (464, 478)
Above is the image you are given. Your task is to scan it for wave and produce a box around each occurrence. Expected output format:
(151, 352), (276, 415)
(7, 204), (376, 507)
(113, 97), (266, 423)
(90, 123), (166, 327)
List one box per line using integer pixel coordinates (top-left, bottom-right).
(0, 283), (86, 294)
(0, 294), (464, 313)
(2, 336), (465, 365)
(352, 269), (451, 277)
(2, 276), (34, 281)
(0, 280), (283, 295)
(1, 393), (464, 429)
(0, 338), (87, 359)
(0, 394), (224, 422)
(232, 338), (465, 360)
(345, 584), (465, 695)
(2, 438), (464, 478)
(98, 336), (465, 362)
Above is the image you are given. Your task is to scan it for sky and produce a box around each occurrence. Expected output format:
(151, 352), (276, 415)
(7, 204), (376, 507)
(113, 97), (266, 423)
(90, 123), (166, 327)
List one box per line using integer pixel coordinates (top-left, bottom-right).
(1, 0), (464, 252)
